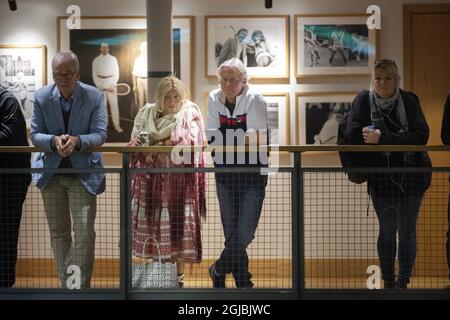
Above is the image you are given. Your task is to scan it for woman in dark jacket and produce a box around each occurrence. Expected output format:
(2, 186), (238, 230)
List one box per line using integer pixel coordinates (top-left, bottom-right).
(0, 90), (31, 287)
(344, 59), (431, 289)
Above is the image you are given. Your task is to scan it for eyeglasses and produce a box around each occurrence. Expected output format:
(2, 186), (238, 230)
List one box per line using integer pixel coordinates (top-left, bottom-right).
(374, 59), (397, 68)
(53, 71), (77, 81)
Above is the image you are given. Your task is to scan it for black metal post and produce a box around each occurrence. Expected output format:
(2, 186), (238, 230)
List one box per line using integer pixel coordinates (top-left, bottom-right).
(292, 151), (304, 299)
(120, 153), (130, 299)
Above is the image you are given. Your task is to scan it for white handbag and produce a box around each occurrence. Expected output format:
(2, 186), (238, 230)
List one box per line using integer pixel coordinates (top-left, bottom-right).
(131, 236), (178, 288)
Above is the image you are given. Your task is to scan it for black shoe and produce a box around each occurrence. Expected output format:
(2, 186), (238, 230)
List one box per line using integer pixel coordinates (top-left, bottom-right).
(395, 278), (409, 289)
(235, 280), (254, 289)
(382, 274), (396, 289)
(233, 270), (254, 288)
(208, 264), (225, 288)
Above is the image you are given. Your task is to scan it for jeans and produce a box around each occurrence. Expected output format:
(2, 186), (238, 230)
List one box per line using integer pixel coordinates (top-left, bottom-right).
(370, 188), (424, 284)
(214, 172), (268, 287)
(41, 176), (97, 289)
(0, 174), (31, 287)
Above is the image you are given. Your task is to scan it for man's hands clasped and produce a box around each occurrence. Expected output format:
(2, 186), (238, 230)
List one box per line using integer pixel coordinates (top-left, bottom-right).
(54, 134), (79, 157)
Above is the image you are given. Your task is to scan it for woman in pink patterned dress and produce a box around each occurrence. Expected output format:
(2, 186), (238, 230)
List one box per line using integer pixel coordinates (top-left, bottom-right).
(128, 76), (206, 286)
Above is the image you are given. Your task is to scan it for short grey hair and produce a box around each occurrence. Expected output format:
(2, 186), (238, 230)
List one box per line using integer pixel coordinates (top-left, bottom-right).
(52, 51), (80, 72)
(216, 57), (249, 82)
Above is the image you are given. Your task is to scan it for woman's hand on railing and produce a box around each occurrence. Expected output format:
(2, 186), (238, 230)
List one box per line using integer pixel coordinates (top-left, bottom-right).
(163, 139), (174, 146)
(362, 127), (381, 145)
(154, 138), (173, 146)
(127, 137), (142, 147)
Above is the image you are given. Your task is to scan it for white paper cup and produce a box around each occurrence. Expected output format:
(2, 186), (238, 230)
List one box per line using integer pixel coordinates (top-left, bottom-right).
(139, 131), (150, 146)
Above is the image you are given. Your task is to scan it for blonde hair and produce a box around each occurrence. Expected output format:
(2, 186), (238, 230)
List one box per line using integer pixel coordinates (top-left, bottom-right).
(371, 59), (401, 90)
(154, 76), (190, 112)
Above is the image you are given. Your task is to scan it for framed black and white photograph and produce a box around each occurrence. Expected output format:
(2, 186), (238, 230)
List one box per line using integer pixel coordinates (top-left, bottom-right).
(262, 92), (290, 145)
(295, 14), (378, 78)
(0, 44), (47, 127)
(296, 92), (356, 145)
(58, 16), (194, 142)
(205, 15), (289, 79)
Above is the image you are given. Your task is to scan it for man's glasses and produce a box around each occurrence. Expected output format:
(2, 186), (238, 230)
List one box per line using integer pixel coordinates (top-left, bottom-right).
(53, 71), (77, 81)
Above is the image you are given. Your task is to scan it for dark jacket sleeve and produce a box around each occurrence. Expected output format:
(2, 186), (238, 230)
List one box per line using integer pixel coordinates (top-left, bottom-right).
(441, 94), (450, 145)
(378, 90), (429, 145)
(0, 91), (20, 145)
(344, 90), (371, 144)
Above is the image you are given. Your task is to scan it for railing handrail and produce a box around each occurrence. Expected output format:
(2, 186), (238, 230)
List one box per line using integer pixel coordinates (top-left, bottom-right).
(1, 144), (450, 153)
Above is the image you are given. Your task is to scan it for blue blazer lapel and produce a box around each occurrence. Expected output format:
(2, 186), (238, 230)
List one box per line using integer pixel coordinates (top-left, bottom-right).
(49, 86), (66, 135)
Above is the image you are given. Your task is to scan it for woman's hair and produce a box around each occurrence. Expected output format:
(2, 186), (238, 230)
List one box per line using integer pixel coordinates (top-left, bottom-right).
(371, 58), (401, 89)
(251, 30), (266, 42)
(216, 57), (249, 83)
(237, 28), (248, 37)
(154, 76), (190, 112)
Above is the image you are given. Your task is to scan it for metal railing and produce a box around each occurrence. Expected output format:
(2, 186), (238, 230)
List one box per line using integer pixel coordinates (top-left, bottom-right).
(0, 145), (449, 300)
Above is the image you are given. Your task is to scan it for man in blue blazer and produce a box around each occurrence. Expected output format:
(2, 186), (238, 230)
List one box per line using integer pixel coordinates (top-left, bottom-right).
(31, 51), (107, 289)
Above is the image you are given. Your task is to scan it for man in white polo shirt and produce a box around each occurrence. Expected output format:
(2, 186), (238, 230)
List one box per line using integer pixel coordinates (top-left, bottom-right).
(92, 43), (123, 133)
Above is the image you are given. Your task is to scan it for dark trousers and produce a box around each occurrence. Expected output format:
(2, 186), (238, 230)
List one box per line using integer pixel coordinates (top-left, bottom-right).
(0, 173), (31, 287)
(447, 194), (450, 279)
(370, 188), (424, 284)
(214, 173), (267, 288)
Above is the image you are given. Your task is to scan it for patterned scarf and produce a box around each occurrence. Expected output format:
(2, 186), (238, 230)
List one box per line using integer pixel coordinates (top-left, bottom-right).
(369, 88), (414, 170)
(145, 106), (178, 145)
(369, 88), (409, 133)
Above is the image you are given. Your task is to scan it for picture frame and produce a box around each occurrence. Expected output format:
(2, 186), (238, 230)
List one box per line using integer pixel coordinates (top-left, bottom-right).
(296, 92), (356, 145)
(0, 44), (47, 126)
(199, 92), (213, 125)
(205, 15), (290, 80)
(57, 15), (194, 142)
(294, 14), (379, 78)
(262, 92), (290, 146)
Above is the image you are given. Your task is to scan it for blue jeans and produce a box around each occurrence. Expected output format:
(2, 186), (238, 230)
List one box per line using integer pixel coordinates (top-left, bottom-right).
(214, 172), (267, 287)
(370, 188), (424, 284)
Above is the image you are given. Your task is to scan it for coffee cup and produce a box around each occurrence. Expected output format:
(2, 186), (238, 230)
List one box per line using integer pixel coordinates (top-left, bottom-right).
(139, 131), (150, 146)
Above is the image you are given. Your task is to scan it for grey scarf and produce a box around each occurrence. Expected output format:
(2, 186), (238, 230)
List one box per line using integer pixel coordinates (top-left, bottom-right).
(369, 89), (414, 174)
(369, 88), (409, 133)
